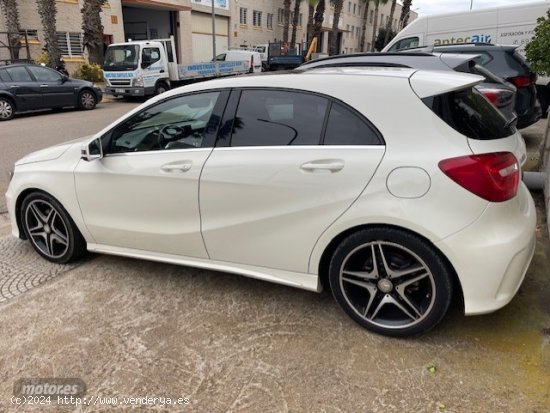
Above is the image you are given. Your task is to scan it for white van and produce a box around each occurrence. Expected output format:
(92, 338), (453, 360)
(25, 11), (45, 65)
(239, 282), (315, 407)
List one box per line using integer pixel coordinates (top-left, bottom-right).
(215, 50), (263, 73)
(383, 1), (549, 56)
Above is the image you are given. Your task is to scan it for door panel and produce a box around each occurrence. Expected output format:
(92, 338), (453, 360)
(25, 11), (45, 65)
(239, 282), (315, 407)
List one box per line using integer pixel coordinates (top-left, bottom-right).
(200, 146), (385, 273)
(75, 149), (212, 257)
(27, 66), (75, 107)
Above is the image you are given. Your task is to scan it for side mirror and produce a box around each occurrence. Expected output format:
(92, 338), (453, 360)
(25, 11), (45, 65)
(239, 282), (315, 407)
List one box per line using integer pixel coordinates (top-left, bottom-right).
(61, 74), (68, 83)
(81, 138), (103, 162)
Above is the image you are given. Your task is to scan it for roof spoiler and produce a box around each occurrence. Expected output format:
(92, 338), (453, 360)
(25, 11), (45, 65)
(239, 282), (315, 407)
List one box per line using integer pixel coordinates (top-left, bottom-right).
(409, 70), (484, 98)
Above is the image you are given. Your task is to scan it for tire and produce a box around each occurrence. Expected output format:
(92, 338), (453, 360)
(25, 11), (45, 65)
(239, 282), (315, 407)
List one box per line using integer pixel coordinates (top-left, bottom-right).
(0, 97), (15, 121)
(78, 89), (97, 110)
(328, 227), (453, 337)
(21, 192), (87, 264)
(154, 82), (169, 96)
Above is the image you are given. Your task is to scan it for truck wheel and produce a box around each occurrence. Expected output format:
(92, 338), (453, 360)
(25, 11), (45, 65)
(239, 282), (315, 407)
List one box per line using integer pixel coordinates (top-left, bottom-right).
(154, 82), (169, 95)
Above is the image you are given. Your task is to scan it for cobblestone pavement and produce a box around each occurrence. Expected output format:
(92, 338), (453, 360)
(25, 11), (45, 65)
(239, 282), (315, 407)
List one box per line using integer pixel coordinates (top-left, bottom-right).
(0, 226), (80, 303)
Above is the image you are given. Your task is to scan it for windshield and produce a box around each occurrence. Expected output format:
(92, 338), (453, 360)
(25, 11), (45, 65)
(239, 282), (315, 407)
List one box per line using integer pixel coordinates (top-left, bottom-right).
(103, 45), (140, 71)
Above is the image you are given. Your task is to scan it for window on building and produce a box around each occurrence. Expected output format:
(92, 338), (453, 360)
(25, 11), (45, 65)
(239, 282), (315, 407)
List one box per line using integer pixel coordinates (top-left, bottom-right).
(267, 13), (273, 30)
(19, 29), (39, 42)
(356, 27), (360, 38)
(240, 7), (247, 25)
(346, 24), (350, 37)
(299, 13), (303, 26)
(278, 8), (284, 24)
(351, 25), (355, 37)
(353, 3), (356, 14)
(56, 32), (83, 56)
(381, 14), (384, 25)
(369, 10), (374, 23)
(253, 10), (262, 27)
(348, 1), (351, 13)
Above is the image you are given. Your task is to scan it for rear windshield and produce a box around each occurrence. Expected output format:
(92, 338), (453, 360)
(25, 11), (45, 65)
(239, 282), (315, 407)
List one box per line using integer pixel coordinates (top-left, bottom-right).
(422, 88), (515, 140)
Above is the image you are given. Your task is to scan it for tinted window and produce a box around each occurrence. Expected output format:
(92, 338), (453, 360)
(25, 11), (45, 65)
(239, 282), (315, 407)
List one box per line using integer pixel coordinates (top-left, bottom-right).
(423, 87), (515, 140)
(28, 66), (62, 82)
(5, 66), (32, 82)
(142, 48), (161, 66)
(324, 102), (381, 145)
(389, 36), (419, 51)
(231, 89), (328, 147)
(0, 69), (11, 82)
(109, 92), (220, 153)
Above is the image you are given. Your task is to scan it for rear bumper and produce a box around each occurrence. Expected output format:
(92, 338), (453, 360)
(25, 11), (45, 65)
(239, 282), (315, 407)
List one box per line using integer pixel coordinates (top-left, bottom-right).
(435, 183), (537, 315)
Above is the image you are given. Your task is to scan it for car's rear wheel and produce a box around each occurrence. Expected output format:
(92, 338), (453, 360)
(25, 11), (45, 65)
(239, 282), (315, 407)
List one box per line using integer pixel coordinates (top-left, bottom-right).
(78, 90), (97, 110)
(328, 227), (453, 337)
(21, 192), (86, 264)
(0, 97), (15, 121)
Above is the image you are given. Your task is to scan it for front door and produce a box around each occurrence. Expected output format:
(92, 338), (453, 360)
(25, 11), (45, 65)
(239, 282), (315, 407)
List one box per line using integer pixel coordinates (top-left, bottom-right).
(27, 66), (75, 108)
(75, 90), (228, 258)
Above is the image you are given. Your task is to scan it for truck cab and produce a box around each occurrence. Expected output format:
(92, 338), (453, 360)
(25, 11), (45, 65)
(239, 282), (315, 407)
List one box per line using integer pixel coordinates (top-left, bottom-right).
(103, 40), (172, 98)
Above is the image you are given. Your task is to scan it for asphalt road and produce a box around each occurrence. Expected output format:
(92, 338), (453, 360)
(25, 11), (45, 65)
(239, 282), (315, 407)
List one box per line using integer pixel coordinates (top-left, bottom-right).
(0, 100), (140, 213)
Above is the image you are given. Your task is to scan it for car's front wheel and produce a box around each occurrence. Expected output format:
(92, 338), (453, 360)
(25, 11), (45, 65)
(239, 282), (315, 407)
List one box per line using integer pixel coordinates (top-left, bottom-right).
(78, 90), (97, 110)
(0, 97), (15, 121)
(328, 227), (453, 337)
(21, 192), (86, 264)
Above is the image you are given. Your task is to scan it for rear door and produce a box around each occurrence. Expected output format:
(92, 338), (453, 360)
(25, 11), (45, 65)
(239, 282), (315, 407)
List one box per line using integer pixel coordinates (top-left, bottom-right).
(199, 88), (386, 273)
(3, 66), (42, 110)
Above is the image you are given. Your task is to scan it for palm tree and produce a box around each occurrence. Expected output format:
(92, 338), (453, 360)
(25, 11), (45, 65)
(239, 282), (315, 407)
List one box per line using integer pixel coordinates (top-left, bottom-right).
(0, 0), (21, 61)
(312, 0), (325, 51)
(383, 0), (396, 47)
(329, 0), (344, 55)
(81, 0), (107, 65)
(290, 0), (302, 49)
(399, 0), (413, 28)
(36, 0), (61, 67)
(306, 0), (318, 46)
(282, 0), (292, 43)
(359, 0), (371, 52)
(370, 0), (388, 51)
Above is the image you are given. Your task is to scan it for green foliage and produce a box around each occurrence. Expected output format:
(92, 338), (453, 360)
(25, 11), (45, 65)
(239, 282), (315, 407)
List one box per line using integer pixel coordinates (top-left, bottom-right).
(35, 52), (50, 65)
(375, 27), (396, 51)
(525, 8), (550, 76)
(73, 63), (103, 82)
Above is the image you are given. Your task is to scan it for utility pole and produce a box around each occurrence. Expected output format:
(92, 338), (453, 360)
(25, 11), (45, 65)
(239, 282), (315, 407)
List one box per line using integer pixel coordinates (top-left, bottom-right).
(212, 0), (217, 60)
(470, 0), (473, 10)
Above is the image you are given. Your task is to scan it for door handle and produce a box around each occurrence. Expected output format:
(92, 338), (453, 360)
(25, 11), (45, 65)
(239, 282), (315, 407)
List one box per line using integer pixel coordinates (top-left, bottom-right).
(160, 69), (165, 73)
(160, 162), (192, 173)
(40, 84), (48, 88)
(300, 160), (345, 173)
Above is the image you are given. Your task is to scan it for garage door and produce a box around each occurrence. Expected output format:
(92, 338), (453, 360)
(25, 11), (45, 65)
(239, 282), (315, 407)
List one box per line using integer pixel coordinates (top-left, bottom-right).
(191, 12), (229, 62)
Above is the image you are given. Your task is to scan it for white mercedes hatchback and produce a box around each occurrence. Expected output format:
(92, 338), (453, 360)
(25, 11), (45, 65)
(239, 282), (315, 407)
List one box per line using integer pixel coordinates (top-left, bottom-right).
(5, 68), (536, 337)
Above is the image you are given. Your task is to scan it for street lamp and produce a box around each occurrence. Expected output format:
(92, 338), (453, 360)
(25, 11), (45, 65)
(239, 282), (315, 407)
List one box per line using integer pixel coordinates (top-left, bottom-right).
(212, 0), (217, 60)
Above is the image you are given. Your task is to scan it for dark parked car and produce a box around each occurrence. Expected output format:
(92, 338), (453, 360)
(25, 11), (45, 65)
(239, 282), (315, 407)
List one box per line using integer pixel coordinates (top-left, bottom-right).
(0, 63), (103, 121)
(412, 44), (541, 128)
(299, 52), (517, 124)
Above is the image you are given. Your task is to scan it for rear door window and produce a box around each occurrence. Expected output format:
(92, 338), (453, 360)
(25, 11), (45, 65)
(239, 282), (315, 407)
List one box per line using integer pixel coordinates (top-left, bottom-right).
(0, 69), (11, 82)
(5, 66), (32, 82)
(323, 102), (382, 145)
(422, 87), (515, 140)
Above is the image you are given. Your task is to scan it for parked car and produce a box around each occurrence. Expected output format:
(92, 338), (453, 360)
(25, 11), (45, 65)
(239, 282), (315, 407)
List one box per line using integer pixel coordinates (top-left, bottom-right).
(5, 68), (535, 337)
(0, 63), (103, 121)
(299, 52), (517, 123)
(411, 44), (542, 128)
(214, 50), (262, 73)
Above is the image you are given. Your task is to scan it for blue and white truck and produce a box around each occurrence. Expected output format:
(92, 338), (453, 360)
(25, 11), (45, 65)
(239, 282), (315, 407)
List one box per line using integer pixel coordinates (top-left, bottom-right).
(102, 36), (250, 98)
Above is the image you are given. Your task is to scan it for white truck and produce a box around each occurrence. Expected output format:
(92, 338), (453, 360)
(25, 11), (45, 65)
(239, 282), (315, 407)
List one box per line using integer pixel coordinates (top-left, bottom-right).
(382, 1), (550, 113)
(102, 36), (250, 98)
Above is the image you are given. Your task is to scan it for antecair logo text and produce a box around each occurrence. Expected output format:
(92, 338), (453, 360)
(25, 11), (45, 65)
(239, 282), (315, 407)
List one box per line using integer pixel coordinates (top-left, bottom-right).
(14, 378), (86, 397)
(434, 34), (492, 45)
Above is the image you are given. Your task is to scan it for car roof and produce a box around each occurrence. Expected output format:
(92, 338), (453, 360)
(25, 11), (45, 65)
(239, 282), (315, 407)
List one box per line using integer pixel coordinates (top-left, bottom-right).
(298, 52), (479, 71)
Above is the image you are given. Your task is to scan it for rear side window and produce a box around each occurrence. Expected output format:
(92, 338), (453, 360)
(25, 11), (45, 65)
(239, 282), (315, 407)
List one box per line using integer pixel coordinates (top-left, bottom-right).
(323, 102), (382, 145)
(230, 89), (328, 146)
(0, 69), (10, 82)
(423, 88), (515, 140)
(5, 66), (32, 82)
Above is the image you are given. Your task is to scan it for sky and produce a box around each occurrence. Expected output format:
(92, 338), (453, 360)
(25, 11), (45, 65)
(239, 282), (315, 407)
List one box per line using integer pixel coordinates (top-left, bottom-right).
(412, 0), (547, 16)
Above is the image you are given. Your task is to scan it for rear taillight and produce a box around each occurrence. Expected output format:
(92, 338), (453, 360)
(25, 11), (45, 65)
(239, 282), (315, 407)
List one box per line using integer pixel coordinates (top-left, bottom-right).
(439, 152), (519, 202)
(478, 88), (511, 108)
(508, 75), (535, 88)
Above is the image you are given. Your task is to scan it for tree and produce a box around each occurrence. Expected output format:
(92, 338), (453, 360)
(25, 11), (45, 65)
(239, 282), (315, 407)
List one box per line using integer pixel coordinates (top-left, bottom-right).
(375, 27), (395, 51)
(383, 0), (396, 47)
(36, 0), (61, 68)
(81, 0), (107, 65)
(329, 0), (343, 55)
(306, 0), (318, 46)
(525, 8), (550, 76)
(0, 0), (21, 61)
(370, 0), (388, 52)
(359, 0), (371, 52)
(290, 0), (302, 49)
(282, 0), (292, 43)
(311, 0), (325, 51)
(399, 0), (413, 29)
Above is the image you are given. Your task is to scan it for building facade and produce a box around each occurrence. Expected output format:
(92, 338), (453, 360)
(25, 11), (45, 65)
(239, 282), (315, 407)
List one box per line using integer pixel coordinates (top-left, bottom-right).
(0, 0), (416, 72)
